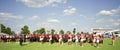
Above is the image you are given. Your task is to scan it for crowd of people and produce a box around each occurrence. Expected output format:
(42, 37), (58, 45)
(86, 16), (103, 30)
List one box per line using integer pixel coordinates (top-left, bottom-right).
(0, 32), (116, 48)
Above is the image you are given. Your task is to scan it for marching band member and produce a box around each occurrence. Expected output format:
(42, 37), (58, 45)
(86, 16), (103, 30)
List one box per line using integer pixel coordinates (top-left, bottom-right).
(92, 32), (97, 47)
(75, 35), (78, 45)
(96, 35), (100, 48)
(49, 34), (52, 44)
(68, 34), (72, 45)
(39, 34), (44, 44)
(59, 34), (63, 45)
(80, 32), (86, 47)
(111, 33), (116, 46)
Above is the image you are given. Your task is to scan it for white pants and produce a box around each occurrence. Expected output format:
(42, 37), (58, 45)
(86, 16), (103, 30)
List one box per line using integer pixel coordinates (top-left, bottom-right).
(93, 39), (96, 43)
(68, 39), (72, 42)
(59, 38), (62, 42)
(96, 39), (99, 43)
(81, 39), (86, 42)
(40, 38), (43, 41)
(75, 39), (78, 42)
(49, 38), (52, 41)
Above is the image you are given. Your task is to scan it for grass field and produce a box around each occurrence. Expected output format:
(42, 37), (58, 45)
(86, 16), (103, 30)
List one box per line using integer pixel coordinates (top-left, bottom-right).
(0, 38), (120, 50)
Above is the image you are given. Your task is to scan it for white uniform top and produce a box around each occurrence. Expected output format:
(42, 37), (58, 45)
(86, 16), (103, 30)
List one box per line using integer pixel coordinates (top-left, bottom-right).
(75, 35), (78, 39)
(49, 35), (52, 40)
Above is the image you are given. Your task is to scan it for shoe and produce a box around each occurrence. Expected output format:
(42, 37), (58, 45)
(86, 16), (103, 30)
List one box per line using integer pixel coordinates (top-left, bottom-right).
(81, 45), (83, 47)
(96, 46), (99, 48)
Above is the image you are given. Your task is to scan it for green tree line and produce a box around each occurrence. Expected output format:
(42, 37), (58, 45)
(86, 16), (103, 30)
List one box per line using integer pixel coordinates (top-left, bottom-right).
(0, 24), (80, 35)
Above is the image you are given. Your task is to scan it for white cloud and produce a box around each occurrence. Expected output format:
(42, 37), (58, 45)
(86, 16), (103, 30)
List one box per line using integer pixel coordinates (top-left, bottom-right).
(63, 7), (76, 15)
(97, 6), (120, 16)
(0, 12), (24, 20)
(47, 18), (59, 23)
(18, 0), (67, 8)
(28, 15), (39, 20)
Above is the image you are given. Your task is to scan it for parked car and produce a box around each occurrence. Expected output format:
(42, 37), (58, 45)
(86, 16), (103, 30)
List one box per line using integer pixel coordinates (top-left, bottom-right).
(113, 31), (120, 38)
(103, 33), (111, 38)
(110, 30), (120, 38)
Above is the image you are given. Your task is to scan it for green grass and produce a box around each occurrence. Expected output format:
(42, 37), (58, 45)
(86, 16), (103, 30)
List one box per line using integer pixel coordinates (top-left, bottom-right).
(0, 38), (120, 50)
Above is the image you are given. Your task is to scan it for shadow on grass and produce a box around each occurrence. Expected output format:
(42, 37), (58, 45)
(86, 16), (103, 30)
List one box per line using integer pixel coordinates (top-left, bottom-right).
(20, 44), (28, 46)
(22, 44), (28, 46)
(20, 42), (32, 46)
(108, 44), (112, 45)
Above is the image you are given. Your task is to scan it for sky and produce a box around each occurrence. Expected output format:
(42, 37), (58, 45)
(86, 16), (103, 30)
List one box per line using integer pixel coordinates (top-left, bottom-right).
(0, 0), (120, 33)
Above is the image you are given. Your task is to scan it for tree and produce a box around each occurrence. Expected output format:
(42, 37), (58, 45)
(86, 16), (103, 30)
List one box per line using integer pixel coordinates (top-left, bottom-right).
(11, 31), (15, 34)
(59, 29), (64, 34)
(33, 31), (36, 34)
(6, 27), (12, 35)
(39, 28), (46, 34)
(0, 24), (14, 35)
(73, 28), (76, 34)
(33, 28), (46, 34)
(21, 25), (30, 34)
(77, 32), (80, 35)
(66, 31), (71, 34)
(51, 29), (55, 34)
(47, 30), (50, 34)
(85, 32), (89, 35)
(0, 24), (6, 33)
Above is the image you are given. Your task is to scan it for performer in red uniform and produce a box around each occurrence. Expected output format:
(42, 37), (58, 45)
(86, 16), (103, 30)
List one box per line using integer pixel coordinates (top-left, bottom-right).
(80, 32), (86, 47)
(68, 34), (72, 45)
(111, 33), (116, 46)
(96, 35), (100, 48)
(59, 34), (63, 45)
(39, 34), (44, 44)
(49, 34), (52, 45)
(75, 34), (78, 45)
(92, 32), (97, 47)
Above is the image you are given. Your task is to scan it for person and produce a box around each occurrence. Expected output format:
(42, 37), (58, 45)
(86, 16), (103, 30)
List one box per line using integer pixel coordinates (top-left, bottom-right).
(16, 34), (20, 43)
(80, 32), (86, 47)
(100, 34), (104, 44)
(49, 34), (52, 44)
(111, 33), (116, 46)
(6, 35), (9, 42)
(25, 34), (29, 42)
(0, 34), (2, 42)
(75, 34), (78, 45)
(39, 34), (44, 44)
(68, 34), (72, 45)
(92, 32), (97, 47)
(96, 35), (100, 48)
(19, 34), (24, 46)
(59, 34), (63, 45)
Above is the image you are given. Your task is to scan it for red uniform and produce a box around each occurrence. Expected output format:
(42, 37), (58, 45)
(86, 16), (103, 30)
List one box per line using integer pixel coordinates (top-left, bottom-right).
(112, 35), (115, 40)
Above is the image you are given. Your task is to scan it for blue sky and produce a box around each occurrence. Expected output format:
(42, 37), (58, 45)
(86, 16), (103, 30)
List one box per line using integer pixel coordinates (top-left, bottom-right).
(0, 0), (120, 33)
